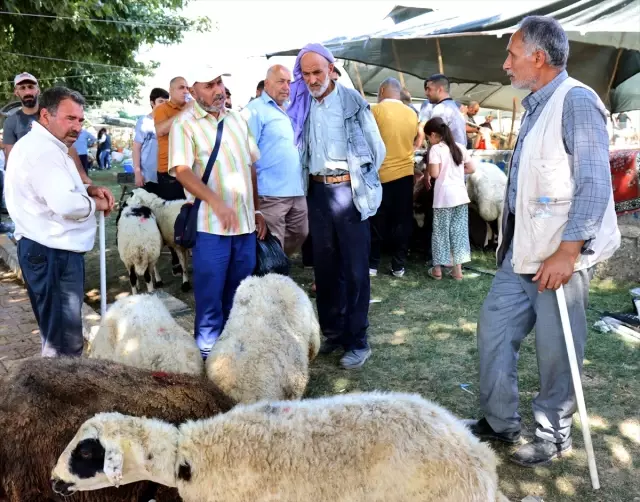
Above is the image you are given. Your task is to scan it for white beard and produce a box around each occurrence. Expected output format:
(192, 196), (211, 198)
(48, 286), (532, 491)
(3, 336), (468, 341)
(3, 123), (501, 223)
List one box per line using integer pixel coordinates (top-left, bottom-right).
(307, 75), (331, 98)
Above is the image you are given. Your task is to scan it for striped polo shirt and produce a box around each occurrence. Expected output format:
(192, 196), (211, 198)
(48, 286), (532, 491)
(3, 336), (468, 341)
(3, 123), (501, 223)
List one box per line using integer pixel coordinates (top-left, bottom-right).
(168, 102), (260, 236)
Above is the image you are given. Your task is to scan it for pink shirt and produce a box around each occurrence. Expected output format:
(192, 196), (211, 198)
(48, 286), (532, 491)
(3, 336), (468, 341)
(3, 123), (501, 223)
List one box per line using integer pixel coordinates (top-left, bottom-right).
(429, 142), (471, 209)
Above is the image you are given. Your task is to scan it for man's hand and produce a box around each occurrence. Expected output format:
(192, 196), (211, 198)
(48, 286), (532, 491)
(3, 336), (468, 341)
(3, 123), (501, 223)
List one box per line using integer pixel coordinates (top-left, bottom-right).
(87, 186), (115, 216)
(211, 199), (239, 232)
(255, 212), (267, 240)
(532, 242), (582, 292)
(134, 171), (145, 187)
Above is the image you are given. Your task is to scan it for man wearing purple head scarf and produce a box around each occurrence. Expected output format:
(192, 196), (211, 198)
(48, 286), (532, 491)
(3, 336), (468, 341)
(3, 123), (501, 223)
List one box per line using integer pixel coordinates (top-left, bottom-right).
(287, 43), (386, 370)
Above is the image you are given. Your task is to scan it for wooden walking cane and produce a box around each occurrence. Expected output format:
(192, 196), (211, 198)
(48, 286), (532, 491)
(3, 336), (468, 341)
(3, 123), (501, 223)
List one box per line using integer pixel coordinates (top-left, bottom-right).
(556, 285), (600, 490)
(99, 211), (107, 317)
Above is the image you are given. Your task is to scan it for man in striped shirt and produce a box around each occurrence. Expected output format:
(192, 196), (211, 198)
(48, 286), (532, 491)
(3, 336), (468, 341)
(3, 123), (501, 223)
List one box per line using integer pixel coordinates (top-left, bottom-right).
(168, 64), (267, 359)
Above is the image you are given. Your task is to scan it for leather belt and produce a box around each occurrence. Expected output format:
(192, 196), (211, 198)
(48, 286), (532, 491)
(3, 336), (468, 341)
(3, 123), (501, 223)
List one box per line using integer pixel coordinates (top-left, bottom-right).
(311, 174), (351, 184)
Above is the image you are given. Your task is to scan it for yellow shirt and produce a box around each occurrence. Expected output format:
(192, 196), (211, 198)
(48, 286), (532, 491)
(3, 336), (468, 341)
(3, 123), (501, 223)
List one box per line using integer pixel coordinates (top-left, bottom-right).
(372, 100), (419, 183)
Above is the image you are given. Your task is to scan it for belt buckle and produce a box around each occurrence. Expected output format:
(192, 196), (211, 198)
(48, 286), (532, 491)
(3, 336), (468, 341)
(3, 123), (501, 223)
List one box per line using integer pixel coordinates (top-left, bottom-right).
(323, 175), (330, 185)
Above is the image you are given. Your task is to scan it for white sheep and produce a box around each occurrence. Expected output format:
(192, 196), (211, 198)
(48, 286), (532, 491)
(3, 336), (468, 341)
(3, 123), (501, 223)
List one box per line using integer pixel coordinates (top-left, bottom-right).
(127, 188), (191, 292)
(51, 392), (509, 502)
(206, 273), (321, 403)
(466, 161), (507, 223)
(88, 294), (203, 376)
(115, 201), (163, 294)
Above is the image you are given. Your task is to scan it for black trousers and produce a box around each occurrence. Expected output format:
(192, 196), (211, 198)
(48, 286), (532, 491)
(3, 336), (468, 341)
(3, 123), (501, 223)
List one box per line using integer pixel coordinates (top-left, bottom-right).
(17, 238), (85, 357)
(369, 175), (414, 272)
(145, 172), (186, 201)
(78, 154), (89, 174)
(308, 181), (370, 351)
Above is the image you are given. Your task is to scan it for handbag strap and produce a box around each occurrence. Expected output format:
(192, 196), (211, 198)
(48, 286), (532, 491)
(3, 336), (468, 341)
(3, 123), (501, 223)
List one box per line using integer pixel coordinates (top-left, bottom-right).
(193, 119), (224, 206)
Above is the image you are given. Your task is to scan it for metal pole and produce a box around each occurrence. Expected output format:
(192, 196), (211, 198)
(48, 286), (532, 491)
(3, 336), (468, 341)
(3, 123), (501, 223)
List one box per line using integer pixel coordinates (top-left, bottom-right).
(555, 285), (600, 490)
(99, 211), (107, 317)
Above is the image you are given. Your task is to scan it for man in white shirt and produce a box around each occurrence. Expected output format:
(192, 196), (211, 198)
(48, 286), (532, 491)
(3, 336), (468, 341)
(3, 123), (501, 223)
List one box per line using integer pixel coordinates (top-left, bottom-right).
(5, 87), (115, 358)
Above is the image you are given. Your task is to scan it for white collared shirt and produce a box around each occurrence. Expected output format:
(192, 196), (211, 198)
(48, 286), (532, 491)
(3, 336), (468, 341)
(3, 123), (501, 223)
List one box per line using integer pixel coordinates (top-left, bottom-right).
(5, 122), (97, 252)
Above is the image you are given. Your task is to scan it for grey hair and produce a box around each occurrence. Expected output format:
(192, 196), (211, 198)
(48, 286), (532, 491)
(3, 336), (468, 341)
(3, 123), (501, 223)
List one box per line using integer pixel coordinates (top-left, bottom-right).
(519, 16), (569, 69)
(379, 77), (403, 95)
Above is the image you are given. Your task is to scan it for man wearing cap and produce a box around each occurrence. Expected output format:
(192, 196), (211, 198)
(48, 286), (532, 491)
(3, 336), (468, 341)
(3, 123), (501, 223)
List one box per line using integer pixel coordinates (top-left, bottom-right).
(3, 73), (92, 185)
(3, 73), (41, 161)
(168, 65), (267, 360)
(288, 43), (385, 370)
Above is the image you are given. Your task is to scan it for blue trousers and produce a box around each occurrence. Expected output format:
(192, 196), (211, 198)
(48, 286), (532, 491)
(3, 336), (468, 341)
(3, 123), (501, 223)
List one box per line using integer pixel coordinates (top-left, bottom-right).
(308, 181), (370, 351)
(17, 238), (85, 357)
(192, 231), (256, 358)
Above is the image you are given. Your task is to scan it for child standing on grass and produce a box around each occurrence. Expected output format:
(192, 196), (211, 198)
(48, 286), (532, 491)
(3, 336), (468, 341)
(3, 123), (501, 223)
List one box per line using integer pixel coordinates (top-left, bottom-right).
(424, 117), (475, 281)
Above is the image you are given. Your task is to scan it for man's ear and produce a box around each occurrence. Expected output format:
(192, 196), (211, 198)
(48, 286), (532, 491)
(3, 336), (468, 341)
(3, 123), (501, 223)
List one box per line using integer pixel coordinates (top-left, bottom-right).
(102, 440), (124, 487)
(328, 63), (335, 76)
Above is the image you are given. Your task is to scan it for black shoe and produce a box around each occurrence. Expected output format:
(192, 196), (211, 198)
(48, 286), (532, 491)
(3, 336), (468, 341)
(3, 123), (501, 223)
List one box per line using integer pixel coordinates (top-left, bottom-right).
(510, 436), (572, 467)
(319, 340), (342, 355)
(469, 417), (521, 444)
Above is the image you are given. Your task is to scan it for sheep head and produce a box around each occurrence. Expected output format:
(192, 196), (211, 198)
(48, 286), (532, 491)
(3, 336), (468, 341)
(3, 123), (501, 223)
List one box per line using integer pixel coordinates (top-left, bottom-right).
(51, 412), (178, 494)
(127, 188), (164, 210)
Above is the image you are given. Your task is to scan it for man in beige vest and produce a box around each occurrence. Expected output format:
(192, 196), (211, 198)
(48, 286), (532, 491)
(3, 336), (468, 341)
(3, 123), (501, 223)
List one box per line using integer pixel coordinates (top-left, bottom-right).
(469, 16), (620, 467)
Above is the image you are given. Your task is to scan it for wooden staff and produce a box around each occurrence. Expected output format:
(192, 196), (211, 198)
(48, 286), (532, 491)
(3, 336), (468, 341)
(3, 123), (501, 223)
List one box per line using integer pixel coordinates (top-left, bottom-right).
(507, 97), (517, 149)
(606, 48), (624, 104)
(436, 38), (444, 73)
(391, 40), (406, 87)
(353, 62), (365, 98)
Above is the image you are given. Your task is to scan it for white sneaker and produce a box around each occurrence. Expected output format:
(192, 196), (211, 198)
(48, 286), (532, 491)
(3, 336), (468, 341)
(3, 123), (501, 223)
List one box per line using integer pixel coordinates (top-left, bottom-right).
(392, 268), (405, 278)
(369, 268), (378, 277)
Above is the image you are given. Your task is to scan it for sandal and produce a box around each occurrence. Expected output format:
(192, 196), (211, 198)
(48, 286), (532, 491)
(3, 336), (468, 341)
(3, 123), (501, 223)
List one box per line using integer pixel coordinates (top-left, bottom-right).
(427, 267), (442, 280)
(448, 269), (463, 281)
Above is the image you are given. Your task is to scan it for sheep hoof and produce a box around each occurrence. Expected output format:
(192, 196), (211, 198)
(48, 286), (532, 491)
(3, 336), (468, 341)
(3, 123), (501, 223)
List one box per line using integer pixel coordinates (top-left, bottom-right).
(181, 282), (192, 293)
(172, 265), (183, 276)
(155, 281), (164, 288)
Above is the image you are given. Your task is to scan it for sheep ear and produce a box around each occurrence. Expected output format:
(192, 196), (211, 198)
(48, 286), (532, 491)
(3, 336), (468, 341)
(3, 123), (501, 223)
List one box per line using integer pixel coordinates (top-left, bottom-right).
(103, 441), (124, 487)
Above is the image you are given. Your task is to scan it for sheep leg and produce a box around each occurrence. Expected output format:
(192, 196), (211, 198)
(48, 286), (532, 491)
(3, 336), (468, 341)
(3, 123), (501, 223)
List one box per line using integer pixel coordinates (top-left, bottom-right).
(129, 266), (138, 295)
(170, 247), (183, 276)
(144, 267), (154, 293)
(177, 248), (191, 292)
(153, 264), (164, 288)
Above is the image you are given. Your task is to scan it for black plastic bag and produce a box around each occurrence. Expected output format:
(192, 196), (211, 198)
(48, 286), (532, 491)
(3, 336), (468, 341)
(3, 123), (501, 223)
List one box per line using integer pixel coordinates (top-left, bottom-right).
(254, 231), (290, 276)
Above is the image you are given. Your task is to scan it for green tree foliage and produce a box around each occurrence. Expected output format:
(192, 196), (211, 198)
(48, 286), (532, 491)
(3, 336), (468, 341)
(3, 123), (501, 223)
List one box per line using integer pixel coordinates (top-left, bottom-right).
(0, 0), (209, 106)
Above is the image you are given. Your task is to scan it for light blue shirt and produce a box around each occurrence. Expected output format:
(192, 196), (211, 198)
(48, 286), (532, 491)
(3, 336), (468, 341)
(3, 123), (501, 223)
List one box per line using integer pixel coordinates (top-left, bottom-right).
(134, 114), (158, 184)
(309, 85), (349, 176)
(72, 129), (96, 155)
(244, 92), (304, 196)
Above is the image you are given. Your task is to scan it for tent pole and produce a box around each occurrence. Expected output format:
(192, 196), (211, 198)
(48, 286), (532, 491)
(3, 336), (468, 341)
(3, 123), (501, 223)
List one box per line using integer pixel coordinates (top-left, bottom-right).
(606, 48), (624, 96)
(497, 110), (502, 133)
(436, 38), (444, 73)
(391, 40), (406, 87)
(508, 97), (517, 149)
(353, 62), (366, 98)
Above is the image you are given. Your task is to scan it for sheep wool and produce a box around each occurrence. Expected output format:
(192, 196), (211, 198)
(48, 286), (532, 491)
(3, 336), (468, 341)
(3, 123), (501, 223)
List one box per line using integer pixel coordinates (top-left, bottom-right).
(127, 189), (191, 292)
(116, 202), (163, 294)
(1, 357), (234, 502)
(52, 392), (508, 502)
(88, 294), (203, 376)
(206, 273), (321, 403)
(466, 161), (507, 223)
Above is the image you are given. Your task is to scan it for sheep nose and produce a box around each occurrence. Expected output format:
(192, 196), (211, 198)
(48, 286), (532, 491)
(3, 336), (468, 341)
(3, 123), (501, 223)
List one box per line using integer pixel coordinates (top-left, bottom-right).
(51, 478), (75, 496)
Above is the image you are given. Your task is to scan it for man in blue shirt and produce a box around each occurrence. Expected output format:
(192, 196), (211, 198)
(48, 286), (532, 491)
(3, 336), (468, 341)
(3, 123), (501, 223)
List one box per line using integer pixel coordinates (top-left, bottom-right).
(72, 128), (96, 174)
(243, 65), (307, 254)
(133, 87), (169, 187)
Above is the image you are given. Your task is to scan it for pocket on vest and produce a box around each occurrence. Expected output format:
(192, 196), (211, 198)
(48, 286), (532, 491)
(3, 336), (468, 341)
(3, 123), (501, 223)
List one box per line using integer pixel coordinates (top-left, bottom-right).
(531, 158), (573, 199)
(526, 198), (572, 262)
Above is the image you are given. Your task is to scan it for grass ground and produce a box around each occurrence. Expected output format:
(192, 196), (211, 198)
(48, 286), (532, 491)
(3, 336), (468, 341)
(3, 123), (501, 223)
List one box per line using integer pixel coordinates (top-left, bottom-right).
(85, 168), (639, 502)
